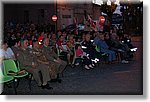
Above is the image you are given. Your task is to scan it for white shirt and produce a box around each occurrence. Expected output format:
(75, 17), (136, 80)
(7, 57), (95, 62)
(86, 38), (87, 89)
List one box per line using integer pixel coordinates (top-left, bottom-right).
(2, 48), (15, 59)
(0, 49), (4, 59)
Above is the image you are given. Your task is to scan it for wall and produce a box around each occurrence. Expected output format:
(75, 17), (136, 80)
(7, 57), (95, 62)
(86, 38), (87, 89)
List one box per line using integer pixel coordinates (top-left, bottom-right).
(4, 4), (55, 25)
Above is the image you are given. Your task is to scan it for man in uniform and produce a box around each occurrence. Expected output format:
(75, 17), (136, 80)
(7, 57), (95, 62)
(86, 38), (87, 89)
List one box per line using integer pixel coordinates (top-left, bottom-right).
(42, 38), (67, 82)
(17, 39), (52, 89)
(32, 40), (57, 81)
(11, 39), (21, 59)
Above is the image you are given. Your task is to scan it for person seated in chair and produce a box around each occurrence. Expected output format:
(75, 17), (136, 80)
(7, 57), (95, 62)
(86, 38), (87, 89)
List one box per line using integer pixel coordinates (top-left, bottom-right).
(11, 39), (21, 59)
(75, 44), (94, 70)
(17, 39), (52, 89)
(94, 33), (116, 63)
(104, 33), (129, 64)
(57, 35), (73, 65)
(42, 38), (67, 82)
(1, 40), (16, 60)
(82, 33), (100, 64)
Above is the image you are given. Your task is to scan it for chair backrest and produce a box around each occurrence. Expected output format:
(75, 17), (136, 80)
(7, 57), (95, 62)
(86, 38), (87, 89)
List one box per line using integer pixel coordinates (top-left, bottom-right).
(0, 66), (3, 78)
(0, 63), (4, 82)
(3, 60), (19, 76)
(95, 45), (100, 52)
(56, 44), (60, 56)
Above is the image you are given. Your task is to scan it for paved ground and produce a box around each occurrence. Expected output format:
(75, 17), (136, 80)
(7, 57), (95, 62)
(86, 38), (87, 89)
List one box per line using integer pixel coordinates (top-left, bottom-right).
(1, 37), (143, 95)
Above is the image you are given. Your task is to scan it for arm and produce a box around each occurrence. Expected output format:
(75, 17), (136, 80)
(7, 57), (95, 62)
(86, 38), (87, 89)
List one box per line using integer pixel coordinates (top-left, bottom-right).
(37, 59), (49, 65)
(58, 46), (68, 53)
(7, 48), (16, 60)
(17, 52), (33, 67)
(42, 48), (55, 62)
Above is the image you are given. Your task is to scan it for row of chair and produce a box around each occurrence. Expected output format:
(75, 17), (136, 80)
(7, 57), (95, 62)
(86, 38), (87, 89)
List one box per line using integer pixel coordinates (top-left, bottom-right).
(56, 43), (109, 67)
(0, 60), (30, 94)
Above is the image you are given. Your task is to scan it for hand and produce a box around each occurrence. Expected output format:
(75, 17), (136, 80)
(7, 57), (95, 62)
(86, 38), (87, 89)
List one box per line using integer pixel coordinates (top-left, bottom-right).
(32, 62), (37, 68)
(17, 70), (26, 74)
(57, 58), (61, 62)
(44, 62), (49, 65)
(54, 59), (61, 64)
(70, 52), (73, 55)
(17, 53), (19, 57)
(32, 64), (37, 68)
(57, 57), (60, 60)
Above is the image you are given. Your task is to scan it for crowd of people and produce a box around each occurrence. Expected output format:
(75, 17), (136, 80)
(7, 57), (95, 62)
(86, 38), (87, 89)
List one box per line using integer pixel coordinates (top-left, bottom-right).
(0, 21), (137, 89)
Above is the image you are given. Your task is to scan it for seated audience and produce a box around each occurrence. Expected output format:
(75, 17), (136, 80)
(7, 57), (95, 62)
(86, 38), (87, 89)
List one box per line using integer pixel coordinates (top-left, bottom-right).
(94, 33), (116, 63)
(104, 33), (129, 64)
(42, 38), (67, 81)
(81, 33), (100, 63)
(17, 39), (52, 89)
(57, 35), (73, 64)
(1, 40), (16, 60)
(75, 44), (94, 70)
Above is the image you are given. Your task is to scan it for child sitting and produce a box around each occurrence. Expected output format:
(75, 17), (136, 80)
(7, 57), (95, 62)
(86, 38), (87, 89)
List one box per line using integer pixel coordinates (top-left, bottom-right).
(75, 44), (94, 70)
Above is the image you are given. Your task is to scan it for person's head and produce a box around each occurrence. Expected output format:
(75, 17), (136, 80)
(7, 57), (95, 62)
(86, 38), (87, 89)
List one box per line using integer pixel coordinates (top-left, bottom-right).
(2, 40), (8, 50)
(62, 31), (67, 37)
(58, 31), (62, 37)
(85, 34), (91, 41)
(77, 37), (81, 42)
(59, 35), (64, 41)
(13, 39), (20, 47)
(43, 38), (49, 46)
(98, 33), (104, 40)
(75, 44), (82, 50)
(48, 33), (51, 39)
(104, 33), (110, 40)
(33, 40), (39, 49)
(51, 33), (56, 39)
(69, 35), (74, 41)
(111, 33), (117, 40)
(123, 34), (128, 38)
(20, 39), (28, 48)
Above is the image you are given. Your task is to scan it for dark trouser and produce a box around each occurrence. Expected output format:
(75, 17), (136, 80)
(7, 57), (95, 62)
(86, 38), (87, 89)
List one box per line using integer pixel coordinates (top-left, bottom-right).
(111, 47), (128, 61)
(25, 64), (50, 86)
(49, 60), (67, 79)
(83, 56), (92, 65)
(84, 49), (100, 60)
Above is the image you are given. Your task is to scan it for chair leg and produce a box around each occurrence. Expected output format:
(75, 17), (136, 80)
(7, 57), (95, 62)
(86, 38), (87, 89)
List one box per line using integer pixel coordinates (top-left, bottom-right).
(12, 80), (17, 95)
(28, 74), (32, 91)
(15, 79), (20, 88)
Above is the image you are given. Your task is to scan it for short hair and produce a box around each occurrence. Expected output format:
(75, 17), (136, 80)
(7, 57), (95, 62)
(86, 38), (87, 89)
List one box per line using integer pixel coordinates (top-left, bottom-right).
(2, 39), (8, 45)
(32, 39), (38, 43)
(75, 44), (81, 50)
(20, 39), (28, 46)
(12, 39), (20, 46)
